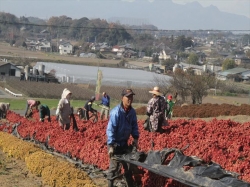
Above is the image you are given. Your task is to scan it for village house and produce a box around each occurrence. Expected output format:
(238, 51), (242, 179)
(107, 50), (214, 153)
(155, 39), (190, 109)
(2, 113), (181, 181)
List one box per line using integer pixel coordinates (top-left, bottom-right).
(58, 40), (73, 55)
(233, 55), (250, 65)
(0, 60), (21, 78)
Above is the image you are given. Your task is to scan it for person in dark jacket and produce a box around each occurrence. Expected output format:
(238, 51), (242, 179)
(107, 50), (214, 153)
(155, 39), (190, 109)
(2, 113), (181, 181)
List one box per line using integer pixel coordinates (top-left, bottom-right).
(106, 88), (139, 187)
(39, 104), (51, 122)
(84, 96), (97, 120)
(147, 86), (167, 133)
(100, 92), (110, 120)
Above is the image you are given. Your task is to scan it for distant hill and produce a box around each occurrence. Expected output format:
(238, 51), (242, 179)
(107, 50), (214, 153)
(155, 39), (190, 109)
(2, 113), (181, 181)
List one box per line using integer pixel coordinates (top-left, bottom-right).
(1, 0), (249, 30)
(93, 0), (250, 30)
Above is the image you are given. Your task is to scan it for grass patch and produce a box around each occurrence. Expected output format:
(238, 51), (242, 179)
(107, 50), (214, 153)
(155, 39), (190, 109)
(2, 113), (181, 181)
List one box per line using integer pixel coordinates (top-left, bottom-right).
(0, 98), (125, 110)
(0, 98), (84, 110)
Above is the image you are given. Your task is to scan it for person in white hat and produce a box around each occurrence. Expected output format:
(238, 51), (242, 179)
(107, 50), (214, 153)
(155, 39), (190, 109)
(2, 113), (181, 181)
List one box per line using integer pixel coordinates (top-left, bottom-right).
(146, 86), (167, 133)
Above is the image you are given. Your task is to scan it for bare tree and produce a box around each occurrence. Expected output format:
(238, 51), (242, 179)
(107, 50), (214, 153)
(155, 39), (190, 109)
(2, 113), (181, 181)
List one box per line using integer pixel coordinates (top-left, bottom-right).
(170, 68), (213, 104)
(151, 74), (172, 96)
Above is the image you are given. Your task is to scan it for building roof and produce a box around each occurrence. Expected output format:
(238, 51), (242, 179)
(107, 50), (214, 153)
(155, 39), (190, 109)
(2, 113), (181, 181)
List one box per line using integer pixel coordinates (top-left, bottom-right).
(0, 62), (21, 70)
(217, 67), (250, 77)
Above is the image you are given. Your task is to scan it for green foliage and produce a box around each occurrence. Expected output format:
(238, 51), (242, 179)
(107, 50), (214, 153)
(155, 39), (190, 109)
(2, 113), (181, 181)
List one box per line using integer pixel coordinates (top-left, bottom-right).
(223, 92), (237, 96)
(173, 35), (193, 51)
(161, 58), (176, 67)
(22, 41), (27, 48)
(152, 54), (159, 63)
(241, 34), (250, 45)
(188, 53), (199, 65)
(222, 59), (236, 70)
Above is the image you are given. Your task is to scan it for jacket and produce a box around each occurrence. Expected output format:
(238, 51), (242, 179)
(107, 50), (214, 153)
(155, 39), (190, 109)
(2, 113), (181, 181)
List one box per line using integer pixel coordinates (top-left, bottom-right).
(84, 99), (96, 112)
(147, 96), (166, 129)
(0, 103), (10, 113)
(106, 103), (139, 147)
(39, 104), (50, 119)
(166, 99), (175, 115)
(57, 89), (72, 124)
(27, 100), (37, 109)
(101, 95), (110, 107)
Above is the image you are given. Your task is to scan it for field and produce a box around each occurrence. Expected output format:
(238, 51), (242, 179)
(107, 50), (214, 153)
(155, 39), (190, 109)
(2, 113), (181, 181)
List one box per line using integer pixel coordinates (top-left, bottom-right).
(1, 43), (250, 186)
(0, 42), (120, 66)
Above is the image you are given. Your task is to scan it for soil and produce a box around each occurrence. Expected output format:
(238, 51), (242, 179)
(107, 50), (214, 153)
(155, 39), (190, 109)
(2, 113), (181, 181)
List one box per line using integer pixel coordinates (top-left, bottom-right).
(0, 42), (119, 66)
(0, 149), (49, 187)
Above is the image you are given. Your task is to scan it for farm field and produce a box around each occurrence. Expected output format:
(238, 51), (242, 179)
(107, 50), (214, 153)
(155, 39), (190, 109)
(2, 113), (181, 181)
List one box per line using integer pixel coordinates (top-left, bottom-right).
(1, 100), (250, 187)
(1, 43), (250, 186)
(0, 98), (250, 187)
(0, 42), (120, 66)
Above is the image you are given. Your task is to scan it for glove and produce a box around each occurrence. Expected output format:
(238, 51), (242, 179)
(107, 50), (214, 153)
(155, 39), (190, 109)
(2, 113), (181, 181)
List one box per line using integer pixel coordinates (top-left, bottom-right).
(48, 117), (51, 122)
(133, 139), (138, 149)
(108, 146), (114, 158)
(40, 118), (44, 122)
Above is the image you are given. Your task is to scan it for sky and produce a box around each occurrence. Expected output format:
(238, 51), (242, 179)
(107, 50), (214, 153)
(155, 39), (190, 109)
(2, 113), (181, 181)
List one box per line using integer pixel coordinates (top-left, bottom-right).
(0, 0), (249, 19)
(172, 0), (250, 18)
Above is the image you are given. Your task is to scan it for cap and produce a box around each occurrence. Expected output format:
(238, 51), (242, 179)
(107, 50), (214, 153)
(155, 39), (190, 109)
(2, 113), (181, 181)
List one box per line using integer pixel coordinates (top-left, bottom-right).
(168, 95), (173, 100)
(121, 89), (135, 97)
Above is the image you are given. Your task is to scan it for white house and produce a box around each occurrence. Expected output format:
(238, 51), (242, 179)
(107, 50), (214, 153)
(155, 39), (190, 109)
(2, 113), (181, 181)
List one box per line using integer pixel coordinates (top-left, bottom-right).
(159, 50), (171, 60)
(243, 46), (250, 54)
(36, 39), (51, 52)
(59, 41), (73, 55)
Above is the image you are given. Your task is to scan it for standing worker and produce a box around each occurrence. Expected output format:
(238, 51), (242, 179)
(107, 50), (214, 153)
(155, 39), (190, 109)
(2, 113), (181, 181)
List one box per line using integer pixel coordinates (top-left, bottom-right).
(56, 88), (68, 121)
(166, 92), (177, 120)
(39, 104), (51, 122)
(84, 96), (97, 120)
(24, 100), (40, 118)
(146, 86), (166, 133)
(56, 88), (72, 130)
(106, 88), (139, 187)
(0, 103), (10, 119)
(100, 92), (110, 120)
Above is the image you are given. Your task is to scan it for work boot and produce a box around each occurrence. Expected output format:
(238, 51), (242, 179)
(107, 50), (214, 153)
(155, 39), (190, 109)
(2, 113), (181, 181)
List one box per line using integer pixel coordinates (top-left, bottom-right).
(108, 180), (114, 187)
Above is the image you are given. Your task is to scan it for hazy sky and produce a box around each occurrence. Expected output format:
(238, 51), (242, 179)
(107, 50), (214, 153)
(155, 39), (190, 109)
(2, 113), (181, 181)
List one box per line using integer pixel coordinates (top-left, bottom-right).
(173, 0), (250, 18)
(0, 0), (249, 19)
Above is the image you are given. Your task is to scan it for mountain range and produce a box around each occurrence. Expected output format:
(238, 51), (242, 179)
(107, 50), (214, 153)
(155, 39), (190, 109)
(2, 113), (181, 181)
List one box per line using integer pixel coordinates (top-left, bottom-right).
(59, 0), (250, 30)
(3, 0), (250, 30)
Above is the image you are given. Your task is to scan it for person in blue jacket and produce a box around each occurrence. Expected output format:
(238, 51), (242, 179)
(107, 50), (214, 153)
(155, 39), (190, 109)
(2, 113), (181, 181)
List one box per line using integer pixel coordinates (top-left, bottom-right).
(100, 92), (110, 120)
(106, 88), (139, 187)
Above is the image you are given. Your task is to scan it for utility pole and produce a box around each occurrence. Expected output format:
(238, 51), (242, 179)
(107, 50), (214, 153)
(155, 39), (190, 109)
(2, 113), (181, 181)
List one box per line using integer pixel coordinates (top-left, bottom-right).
(57, 31), (58, 53)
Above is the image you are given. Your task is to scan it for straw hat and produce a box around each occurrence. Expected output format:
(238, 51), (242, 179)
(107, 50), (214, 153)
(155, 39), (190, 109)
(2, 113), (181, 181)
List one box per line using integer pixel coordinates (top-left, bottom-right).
(149, 86), (163, 96)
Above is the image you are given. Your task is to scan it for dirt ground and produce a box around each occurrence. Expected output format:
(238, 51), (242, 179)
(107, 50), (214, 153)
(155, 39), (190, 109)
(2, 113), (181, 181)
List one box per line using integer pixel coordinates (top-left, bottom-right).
(0, 42), (119, 66)
(0, 149), (50, 187)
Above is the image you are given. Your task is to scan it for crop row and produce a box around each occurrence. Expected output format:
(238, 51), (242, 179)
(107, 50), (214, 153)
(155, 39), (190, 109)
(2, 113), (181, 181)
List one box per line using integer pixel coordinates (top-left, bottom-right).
(135, 103), (250, 117)
(0, 131), (96, 187)
(1, 109), (249, 186)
